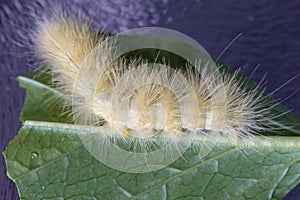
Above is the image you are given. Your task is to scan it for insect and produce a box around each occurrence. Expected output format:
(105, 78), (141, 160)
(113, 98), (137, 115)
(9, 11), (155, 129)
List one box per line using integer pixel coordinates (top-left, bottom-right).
(30, 13), (294, 172)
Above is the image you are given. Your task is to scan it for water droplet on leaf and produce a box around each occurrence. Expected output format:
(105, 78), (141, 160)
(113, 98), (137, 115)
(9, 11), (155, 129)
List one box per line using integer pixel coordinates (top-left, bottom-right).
(31, 152), (38, 159)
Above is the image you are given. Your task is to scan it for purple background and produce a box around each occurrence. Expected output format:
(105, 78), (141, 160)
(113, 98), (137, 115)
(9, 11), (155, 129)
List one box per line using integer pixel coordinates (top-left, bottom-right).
(1, 0), (300, 199)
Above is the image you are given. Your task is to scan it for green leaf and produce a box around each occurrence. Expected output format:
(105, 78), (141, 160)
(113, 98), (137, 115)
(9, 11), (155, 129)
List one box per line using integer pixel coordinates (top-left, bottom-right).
(18, 72), (69, 123)
(3, 35), (300, 200)
(4, 120), (300, 199)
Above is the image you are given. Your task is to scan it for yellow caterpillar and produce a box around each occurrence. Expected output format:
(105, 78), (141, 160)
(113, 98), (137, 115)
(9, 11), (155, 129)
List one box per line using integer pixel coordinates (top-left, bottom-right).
(32, 14), (271, 148)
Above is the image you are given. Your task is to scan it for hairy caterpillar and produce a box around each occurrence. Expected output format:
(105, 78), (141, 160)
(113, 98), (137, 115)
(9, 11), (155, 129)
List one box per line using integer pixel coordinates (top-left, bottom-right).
(31, 14), (285, 172)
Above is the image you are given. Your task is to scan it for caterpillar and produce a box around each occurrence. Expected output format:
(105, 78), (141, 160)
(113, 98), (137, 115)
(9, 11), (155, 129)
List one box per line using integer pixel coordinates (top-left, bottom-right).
(31, 14), (281, 172)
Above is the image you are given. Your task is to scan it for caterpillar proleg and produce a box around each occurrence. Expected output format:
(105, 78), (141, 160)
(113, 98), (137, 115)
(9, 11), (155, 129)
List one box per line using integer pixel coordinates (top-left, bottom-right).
(31, 14), (283, 172)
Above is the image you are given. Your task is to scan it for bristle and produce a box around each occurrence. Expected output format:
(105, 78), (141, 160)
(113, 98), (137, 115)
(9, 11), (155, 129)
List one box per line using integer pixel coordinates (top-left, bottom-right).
(33, 14), (96, 71)
(208, 69), (268, 144)
(33, 14), (100, 99)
